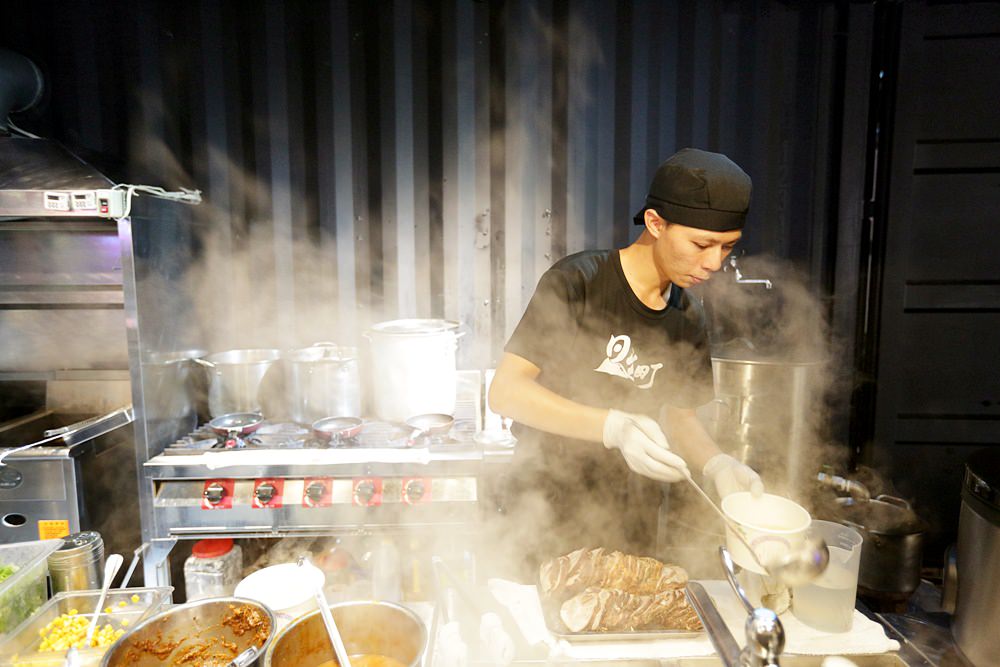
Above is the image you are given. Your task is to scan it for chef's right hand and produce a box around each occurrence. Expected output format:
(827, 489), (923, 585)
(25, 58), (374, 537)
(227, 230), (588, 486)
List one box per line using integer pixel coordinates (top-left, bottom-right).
(602, 409), (690, 483)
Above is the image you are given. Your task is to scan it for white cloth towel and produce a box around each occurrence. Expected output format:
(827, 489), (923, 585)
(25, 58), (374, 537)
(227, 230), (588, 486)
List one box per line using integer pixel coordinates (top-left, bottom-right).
(486, 578), (900, 661)
(700, 580), (900, 656)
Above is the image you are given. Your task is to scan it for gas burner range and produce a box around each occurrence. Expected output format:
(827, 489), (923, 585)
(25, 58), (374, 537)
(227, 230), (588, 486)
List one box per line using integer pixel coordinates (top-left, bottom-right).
(163, 418), (478, 454)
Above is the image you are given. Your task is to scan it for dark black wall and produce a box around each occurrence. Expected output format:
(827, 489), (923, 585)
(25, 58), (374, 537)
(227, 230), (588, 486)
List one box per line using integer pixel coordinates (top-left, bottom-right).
(1, 0), (850, 360)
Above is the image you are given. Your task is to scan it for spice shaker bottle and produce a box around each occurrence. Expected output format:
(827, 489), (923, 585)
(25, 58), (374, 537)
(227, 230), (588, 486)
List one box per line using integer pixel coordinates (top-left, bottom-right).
(47, 531), (105, 594)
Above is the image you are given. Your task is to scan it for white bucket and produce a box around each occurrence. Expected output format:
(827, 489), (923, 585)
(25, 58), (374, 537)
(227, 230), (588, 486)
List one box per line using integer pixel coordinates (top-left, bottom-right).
(365, 319), (462, 422)
(234, 561), (325, 629)
(721, 491), (811, 575)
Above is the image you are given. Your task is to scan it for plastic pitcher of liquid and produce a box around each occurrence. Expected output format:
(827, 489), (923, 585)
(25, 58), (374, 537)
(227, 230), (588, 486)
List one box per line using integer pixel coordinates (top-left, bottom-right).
(791, 520), (863, 632)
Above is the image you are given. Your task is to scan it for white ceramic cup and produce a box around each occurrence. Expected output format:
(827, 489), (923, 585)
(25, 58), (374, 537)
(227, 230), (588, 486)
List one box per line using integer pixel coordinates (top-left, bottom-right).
(721, 491), (812, 575)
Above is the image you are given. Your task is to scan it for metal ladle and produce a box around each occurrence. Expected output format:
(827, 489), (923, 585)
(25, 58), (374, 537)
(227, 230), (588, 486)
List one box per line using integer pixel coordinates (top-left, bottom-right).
(683, 473), (829, 587)
(298, 556), (351, 667)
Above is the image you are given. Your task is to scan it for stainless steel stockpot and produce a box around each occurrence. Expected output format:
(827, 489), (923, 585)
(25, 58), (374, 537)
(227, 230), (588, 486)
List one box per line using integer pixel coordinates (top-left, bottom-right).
(836, 494), (927, 597)
(283, 343), (361, 424)
(263, 600), (426, 667)
(141, 349), (207, 424)
(195, 349), (282, 417)
(364, 319), (462, 423)
(952, 447), (1000, 667)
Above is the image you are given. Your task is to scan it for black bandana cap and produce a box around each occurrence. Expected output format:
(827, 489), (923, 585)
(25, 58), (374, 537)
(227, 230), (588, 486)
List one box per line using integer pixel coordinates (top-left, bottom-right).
(632, 148), (752, 232)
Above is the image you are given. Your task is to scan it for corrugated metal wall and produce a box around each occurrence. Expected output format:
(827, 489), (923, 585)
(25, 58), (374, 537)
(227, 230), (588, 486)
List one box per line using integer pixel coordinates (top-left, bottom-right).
(4, 0), (843, 369)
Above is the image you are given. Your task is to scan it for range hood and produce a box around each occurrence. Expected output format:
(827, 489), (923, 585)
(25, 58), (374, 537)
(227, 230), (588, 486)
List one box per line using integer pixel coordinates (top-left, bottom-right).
(0, 137), (126, 219)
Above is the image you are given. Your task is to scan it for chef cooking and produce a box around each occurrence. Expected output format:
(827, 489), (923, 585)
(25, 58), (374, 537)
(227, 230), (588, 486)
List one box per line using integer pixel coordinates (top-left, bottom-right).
(488, 148), (765, 580)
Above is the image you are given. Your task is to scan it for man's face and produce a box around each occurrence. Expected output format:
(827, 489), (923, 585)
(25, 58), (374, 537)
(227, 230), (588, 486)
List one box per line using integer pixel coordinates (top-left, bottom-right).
(647, 211), (742, 288)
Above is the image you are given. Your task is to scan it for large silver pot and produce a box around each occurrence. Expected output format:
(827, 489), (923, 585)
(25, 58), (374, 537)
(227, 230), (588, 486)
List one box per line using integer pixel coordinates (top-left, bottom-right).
(283, 343), (362, 424)
(141, 349), (207, 425)
(262, 600), (426, 667)
(101, 597), (275, 666)
(364, 319), (462, 422)
(709, 348), (824, 495)
(195, 349), (282, 417)
(835, 494), (927, 597)
(952, 447), (1000, 667)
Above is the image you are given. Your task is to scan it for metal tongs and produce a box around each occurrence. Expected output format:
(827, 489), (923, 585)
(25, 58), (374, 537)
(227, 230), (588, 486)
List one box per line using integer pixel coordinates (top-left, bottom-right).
(297, 555), (352, 667)
(119, 543), (150, 589)
(225, 647), (259, 667)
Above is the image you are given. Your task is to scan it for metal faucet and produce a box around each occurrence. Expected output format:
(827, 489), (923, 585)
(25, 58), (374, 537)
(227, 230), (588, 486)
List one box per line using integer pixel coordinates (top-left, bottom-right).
(721, 547), (786, 666)
(724, 255), (773, 289)
(687, 548), (787, 667)
(816, 470), (872, 502)
(743, 607), (785, 667)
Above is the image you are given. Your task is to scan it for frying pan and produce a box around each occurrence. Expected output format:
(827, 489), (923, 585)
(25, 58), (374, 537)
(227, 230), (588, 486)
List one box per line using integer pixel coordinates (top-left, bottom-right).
(209, 412), (264, 449)
(311, 416), (365, 444)
(404, 413), (454, 445)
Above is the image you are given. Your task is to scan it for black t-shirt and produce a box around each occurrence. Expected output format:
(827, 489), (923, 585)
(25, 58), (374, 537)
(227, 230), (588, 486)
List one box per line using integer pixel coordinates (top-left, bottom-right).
(505, 249), (714, 438)
(495, 249), (714, 567)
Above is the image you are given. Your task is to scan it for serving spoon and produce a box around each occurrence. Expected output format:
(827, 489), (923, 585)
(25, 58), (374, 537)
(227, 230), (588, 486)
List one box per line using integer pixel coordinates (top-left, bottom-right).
(298, 556), (352, 667)
(84, 554), (123, 647)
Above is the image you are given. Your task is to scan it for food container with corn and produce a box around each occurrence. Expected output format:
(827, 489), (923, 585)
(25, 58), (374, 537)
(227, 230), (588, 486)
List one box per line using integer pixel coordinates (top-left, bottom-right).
(0, 587), (173, 667)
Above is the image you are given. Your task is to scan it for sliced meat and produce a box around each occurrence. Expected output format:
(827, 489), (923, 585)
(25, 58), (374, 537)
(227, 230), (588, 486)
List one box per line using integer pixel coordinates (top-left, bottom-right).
(539, 547), (689, 597)
(559, 586), (703, 633)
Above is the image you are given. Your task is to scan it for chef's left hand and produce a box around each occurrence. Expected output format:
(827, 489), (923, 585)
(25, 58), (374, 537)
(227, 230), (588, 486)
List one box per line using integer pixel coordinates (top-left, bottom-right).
(703, 453), (763, 499)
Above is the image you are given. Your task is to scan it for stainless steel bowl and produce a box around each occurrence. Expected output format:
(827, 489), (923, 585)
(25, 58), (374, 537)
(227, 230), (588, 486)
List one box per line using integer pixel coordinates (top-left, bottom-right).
(263, 600), (426, 667)
(101, 597), (275, 667)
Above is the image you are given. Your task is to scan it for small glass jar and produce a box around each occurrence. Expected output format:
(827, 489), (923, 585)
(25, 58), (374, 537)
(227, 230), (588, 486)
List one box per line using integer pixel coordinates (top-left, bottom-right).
(183, 538), (242, 601)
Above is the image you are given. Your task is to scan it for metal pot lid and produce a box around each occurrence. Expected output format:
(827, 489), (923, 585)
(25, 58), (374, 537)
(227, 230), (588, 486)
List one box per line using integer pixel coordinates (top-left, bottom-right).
(369, 318), (460, 335)
(204, 348), (282, 364)
(284, 344), (358, 362)
(145, 349), (208, 365)
(836, 497), (927, 535)
(50, 531), (103, 559)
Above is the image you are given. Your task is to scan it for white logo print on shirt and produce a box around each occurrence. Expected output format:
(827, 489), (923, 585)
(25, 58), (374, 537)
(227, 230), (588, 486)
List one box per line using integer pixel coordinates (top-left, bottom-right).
(594, 334), (663, 389)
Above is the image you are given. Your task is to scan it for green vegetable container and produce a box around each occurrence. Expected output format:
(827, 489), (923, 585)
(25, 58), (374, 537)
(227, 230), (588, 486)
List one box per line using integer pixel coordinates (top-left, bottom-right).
(0, 540), (62, 638)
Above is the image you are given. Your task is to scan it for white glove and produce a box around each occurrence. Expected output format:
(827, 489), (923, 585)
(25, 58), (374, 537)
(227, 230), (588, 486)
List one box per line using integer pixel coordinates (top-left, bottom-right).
(602, 409), (690, 482)
(703, 453), (764, 498)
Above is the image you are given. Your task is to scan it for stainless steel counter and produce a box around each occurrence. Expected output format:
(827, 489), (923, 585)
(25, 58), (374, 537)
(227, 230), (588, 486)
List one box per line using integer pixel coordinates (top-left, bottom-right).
(415, 583), (936, 667)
